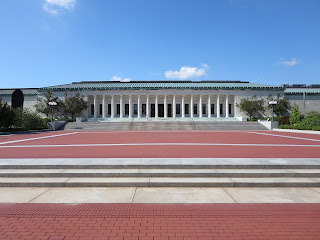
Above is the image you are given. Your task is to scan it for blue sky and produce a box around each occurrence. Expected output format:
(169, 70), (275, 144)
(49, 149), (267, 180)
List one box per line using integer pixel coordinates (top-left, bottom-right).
(0, 0), (319, 88)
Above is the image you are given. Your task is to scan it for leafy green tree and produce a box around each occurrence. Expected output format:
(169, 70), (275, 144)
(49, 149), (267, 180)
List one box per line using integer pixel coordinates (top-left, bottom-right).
(289, 104), (301, 125)
(62, 92), (88, 120)
(236, 95), (265, 120)
(267, 94), (291, 117)
(0, 99), (15, 130)
(34, 91), (60, 118)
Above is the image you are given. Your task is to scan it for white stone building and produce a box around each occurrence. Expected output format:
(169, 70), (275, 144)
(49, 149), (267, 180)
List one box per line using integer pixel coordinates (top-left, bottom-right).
(1, 81), (319, 120)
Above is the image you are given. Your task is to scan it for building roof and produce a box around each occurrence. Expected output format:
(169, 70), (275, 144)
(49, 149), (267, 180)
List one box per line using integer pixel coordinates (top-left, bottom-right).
(40, 81), (284, 91)
(285, 88), (320, 95)
(0, 89), (39, 96)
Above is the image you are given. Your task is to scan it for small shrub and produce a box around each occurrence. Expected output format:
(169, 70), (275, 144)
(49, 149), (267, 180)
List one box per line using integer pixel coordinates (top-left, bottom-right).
(297, 117), (320, 130)
(289, 105), (301, 125)
(312, 126), (320, 131)
(278, 124), (294, 129)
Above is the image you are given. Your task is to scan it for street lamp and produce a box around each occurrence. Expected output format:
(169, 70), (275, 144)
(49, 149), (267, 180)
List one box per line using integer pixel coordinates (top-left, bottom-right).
(48, 101), (57, 122)
(269, 101), (277, 130)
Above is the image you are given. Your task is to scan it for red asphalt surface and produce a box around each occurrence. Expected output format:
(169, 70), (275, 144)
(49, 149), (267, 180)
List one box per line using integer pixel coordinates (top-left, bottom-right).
(0, 130), (320, 158)
(0, 203), (319, 240)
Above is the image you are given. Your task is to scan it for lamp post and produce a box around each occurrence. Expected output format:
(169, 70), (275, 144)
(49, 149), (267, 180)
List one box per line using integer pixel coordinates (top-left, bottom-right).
(269, 101), (277, 130)
(48, 101), (57, 122)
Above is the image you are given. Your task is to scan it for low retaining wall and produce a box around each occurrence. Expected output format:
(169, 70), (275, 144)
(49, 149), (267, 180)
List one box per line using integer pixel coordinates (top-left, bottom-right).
(258, 120), (278, 130)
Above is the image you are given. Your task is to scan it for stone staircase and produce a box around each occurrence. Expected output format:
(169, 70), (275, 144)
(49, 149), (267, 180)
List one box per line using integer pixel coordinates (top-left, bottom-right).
(0, 158), (319, 187)
(64, 120), (268, 131)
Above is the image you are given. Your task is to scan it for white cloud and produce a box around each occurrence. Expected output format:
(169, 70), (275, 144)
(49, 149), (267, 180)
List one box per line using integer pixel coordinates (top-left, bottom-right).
(201, 63), (209, 69)
(110, 76), (132, 82)
(279, 57), (298, 66)
(43, 0), (76, 15)
(165, 66), (208, 79)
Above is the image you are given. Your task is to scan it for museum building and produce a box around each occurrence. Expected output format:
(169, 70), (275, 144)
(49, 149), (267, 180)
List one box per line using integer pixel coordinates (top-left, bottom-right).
(1, 81), (320, 120)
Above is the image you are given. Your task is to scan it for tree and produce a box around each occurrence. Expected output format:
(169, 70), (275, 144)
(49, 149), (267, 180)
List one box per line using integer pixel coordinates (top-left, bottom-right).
(289, 104), (301, 125)
(0, 98), (15, 129)
(267, 94), (291, 117)
(236, 95), (265, 120)
(34, 91), (60, 118)
(62, 92), (88, 120)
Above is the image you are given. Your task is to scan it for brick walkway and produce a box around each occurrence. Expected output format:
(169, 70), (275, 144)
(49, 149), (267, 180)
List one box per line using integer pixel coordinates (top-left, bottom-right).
(0, 203), (319, 240)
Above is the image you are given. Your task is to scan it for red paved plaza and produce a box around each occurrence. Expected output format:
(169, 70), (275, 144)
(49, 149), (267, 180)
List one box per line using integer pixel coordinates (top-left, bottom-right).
(0, 203), (320, 240)
(0, 130), (320, 158)
(1, 130), (320, 239)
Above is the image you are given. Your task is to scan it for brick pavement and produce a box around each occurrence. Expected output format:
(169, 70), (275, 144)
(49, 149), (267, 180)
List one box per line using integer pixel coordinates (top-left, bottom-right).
(0, 203), (319, 240)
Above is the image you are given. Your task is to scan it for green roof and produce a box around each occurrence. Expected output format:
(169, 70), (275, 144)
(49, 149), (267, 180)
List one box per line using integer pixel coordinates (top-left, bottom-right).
(40, 81), (283, 91)
(0, 89), (39, 96)
(285, 88), (320, 95)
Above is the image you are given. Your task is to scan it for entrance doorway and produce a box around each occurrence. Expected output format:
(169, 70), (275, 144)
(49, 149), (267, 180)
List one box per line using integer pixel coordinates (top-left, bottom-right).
(167, 104), (172, 117)
(158, 104), (164, 117)
(151, 104), (155, 117)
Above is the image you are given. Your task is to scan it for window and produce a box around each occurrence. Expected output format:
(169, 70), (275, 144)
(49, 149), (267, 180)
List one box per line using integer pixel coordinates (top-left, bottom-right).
(220, 104), (223, 115)
(91, 104), (94, 116)
(185, 104), (189, 115)
(134, 104), (138, 115)
(176, 104), (181, 115)
(211, 104), (214, 115)
(194, 104), (198, 115)
(202, 104), (206, 115)
(100, 104), (102, 115)
(229, 104), (232, 115)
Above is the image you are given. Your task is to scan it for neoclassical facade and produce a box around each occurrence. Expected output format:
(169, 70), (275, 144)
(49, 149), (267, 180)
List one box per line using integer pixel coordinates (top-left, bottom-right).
(1, 81), (320, 120)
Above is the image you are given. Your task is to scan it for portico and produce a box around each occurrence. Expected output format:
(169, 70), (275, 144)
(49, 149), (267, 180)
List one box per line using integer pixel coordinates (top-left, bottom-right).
(86, 93), (235, 119)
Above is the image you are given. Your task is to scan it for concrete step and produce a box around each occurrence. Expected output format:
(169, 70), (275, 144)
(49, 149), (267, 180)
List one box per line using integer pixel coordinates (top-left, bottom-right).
(0, 177), (319, 187)
(1, 164), (320, 169)
(64, 120), (268, 131)
(1, 169), (320, 178)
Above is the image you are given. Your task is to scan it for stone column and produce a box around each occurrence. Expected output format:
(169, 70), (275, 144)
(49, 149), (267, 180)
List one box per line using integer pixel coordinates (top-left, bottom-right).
(120, 95), (123, 118)
(164, 95), (167, 118)
(146, 95), (149, 118)
(102, 95), (106, 118)
(217, 95), (220, 118)
(129, 95), (133, 118)
(181, 95), (185, 118)
(226, 95), (229, 117)
(93, 95), (98, 118)
(138, 95), (141, 118)
(208, 95), (211, 118)
(190, 95), (194, 118)
(111, 95), (114, 118)
(155, 95), (158, 118)
(173, 95), (176, 118)
(199, 95), (202, 118)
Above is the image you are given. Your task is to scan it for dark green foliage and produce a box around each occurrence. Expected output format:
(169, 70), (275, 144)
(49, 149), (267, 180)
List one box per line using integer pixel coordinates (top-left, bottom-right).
(236, 96), (265, 120)
(281, 110), (320, 131)
(267, 94), (291, 117)
(296, 115), (320, 130)
(62, 92), (88, 120)
(275, 116), (290, 125)
(34, 91), (61, 118)
(289, 105), (301, 125)
(0, 99), (46, 131)
(0, 99), (15, 129)
(278, 124), (295, 129)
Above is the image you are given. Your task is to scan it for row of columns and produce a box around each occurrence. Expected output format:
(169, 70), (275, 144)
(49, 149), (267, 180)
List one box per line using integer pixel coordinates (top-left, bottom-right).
(92, 94), (231, 118)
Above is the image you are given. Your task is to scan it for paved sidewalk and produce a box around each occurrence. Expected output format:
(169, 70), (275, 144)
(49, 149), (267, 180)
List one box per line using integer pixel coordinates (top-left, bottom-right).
(1, 187), (320, 203)
(0, 203), (319, 240)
